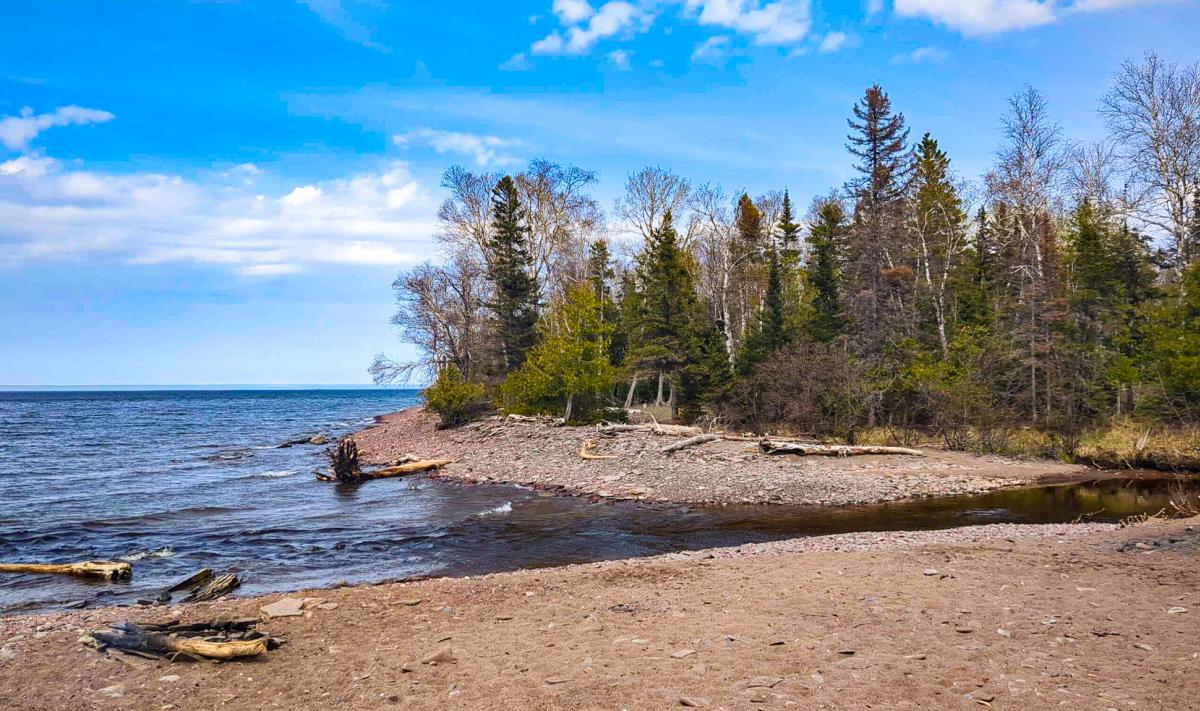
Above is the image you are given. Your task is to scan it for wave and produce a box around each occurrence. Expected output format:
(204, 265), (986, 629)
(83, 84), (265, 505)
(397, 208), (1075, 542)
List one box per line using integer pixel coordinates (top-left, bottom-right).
(476, 502), (513, 517)
(257, 469), (298, 479)
(119, 546), (174, 562)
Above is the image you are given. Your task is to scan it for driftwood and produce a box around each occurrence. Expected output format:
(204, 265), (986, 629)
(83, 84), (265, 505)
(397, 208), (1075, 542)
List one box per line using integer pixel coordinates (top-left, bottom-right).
(579, 440), (617, 460)
(0, 560), (132, 581)
(317, 458), (453, 482)
(661, 433), (722, 453)
(596, 422), (703, 437)
(506, 413), (565, 426)
(164, 567), (214, 593)
(90, 621), (267, 661)
(759, 440), (923, 457)
(181, 573), (241, 603)
(328, 438), (362, 482)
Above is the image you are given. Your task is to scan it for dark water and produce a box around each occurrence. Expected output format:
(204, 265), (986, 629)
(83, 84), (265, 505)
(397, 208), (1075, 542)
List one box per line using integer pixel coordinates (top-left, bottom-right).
(0, 390), (1193, 615)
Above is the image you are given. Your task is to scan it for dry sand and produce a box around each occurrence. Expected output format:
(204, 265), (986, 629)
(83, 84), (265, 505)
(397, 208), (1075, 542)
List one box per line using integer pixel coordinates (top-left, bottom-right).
(2, 518), (1197, 710)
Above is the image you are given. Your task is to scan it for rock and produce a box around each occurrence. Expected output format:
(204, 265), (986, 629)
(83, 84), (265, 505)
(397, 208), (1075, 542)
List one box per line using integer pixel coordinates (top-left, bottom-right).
(679, 697), (710, 707)
(159, 675), (180, 683)
(923, 568), (938, 576)
(671, 649), (697, 659)
(261, 598), (306, 619)
(98, 684), (125, 698)
(421, 646), (458, 664)
(1167, 607), (1187, 614)
(997, 628), (1011, 638)
(316, 602), (340, 611)
(395, 598), (423, 606)
(309, 435), (329, 445)
(545, 677), (570, 685)
(746, 676), (782, 689)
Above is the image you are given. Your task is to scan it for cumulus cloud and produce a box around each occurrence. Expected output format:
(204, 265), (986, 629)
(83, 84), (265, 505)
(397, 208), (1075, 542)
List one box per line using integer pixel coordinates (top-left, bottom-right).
(691, 35), (731, 63)
(553, 0), (595, 23)
(0, 106), (115, 151)
(392, 128), (521, 167)
(890, 45), (948, 63)
(893, 0), (1166, 35)
(608, 49), (632, 69)
(0, 154), (435, 272)
(683, 0), (812, 45)
(533, 1), (645, 55)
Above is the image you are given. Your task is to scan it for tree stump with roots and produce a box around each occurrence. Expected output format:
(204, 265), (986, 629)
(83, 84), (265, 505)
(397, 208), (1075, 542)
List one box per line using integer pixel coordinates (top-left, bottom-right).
(328, 438), (363, 483)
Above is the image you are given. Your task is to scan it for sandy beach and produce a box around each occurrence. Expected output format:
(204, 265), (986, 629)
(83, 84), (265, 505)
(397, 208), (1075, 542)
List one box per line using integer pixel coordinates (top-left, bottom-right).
(2, 517), (1197, 710)
(353, 407), (1094, 506)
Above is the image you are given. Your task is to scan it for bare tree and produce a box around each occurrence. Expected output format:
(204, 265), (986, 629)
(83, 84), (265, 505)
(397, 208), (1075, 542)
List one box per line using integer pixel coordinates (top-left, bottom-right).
(436, 165), (499, 264)
(1100, 51), (1200, 264)
(516, 159), (604, 296)
(614, 166), (692, 241)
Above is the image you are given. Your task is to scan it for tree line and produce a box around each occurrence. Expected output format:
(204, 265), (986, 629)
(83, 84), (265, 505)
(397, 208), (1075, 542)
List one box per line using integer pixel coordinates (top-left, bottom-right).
(374, 51), (1200, 453)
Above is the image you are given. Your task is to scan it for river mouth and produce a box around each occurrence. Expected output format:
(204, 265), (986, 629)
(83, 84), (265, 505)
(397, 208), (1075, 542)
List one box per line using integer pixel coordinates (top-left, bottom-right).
(2, 474), (1195, 616)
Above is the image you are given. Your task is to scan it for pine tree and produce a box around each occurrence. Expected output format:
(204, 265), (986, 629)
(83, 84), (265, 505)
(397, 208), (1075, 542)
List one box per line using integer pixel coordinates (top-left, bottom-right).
(1185, 188), (1200, 267)
(957, 207), (997, 329)
(587, 239), (624, 367)
(846, 84), (911, 353)
(910, 133), (967, 356)
(487, 175), (540, 373)
(806, 199), (846, 342)
(737, 248), (789, 375)
(777, 190), (801, 267)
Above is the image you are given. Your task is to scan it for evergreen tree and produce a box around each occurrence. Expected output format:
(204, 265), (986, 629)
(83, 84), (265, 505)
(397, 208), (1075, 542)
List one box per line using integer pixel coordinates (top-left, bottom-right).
(777, 190), (801, 266)
(486, 175), (540, 373)
(587, 239), (624, 367)
(737, 248), (789, 374)
(1185, 188), (1200, 267)
(1148, 260), (1200, 415)
(910, 133), (967, 356)
(957, 207), (997, 329)
(806, 199), (847, 342)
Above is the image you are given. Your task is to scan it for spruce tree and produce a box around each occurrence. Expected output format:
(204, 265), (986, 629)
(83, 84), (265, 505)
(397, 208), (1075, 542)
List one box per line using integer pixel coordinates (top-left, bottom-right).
(486, 175), (540, 373)
(587, 239), (623, 367)
(911, 133), (967, 355)
(806, 199), (846, 342)
(737, 248), (788, 375)
(777, 190), (801, 267)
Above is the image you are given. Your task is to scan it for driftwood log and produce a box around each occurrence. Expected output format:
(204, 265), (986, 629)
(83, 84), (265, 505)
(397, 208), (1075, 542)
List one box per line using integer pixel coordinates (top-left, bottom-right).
(579, 440), (617, 460)
(91, 622), (267, 661)
(759, 440), (923, 457)
(661, 433), (722, 453)
(596, 423), (703, 437)
(181, 572), (241, 603)
(316, 458), (453, 482)
(0, 560), (132, 581)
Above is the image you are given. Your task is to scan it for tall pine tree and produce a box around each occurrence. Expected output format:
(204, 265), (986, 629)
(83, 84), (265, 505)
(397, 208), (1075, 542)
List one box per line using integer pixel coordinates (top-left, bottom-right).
(807, 199), (847, 342)
(486, 175), (540, 374)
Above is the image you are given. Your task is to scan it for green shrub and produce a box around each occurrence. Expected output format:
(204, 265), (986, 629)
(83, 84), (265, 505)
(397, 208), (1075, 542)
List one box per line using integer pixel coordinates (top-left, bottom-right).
(422, 364), (485, 427)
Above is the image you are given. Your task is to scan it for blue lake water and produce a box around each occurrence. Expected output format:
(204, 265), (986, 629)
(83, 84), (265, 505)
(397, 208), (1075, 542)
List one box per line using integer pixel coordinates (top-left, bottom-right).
(0, 389), (1191, 615)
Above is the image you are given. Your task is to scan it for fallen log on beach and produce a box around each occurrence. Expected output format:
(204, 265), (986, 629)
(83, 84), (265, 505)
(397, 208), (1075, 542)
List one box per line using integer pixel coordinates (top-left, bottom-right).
(759, 440), (923, 457)
(0, 560), (132, 581)
(579, 440), (617, 460)
(596, 422), (703, 437)
(89, 621), (268, 661)
(661, 433), (722, 453)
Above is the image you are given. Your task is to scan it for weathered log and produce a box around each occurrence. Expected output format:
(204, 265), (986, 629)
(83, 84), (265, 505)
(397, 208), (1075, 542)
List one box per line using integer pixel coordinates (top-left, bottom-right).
(164, 567), (214, 593)
(661, 433), (722, 453)
(759, 441), (923, 457)
(0, 560), (132, 581)
(181, 573), (241, 603)
(596, 423), (703, 437)
(92, 622), (267, 661)
(579, 440), (617, 460)
(328, 438), (362, 482)
(365, 459), (453, 478)
(505, 413), (565, 426)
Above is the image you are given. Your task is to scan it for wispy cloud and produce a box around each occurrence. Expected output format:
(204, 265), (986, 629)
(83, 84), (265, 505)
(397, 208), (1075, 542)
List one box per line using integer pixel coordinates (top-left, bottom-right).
(893, 0), (1169, 36)
(0, 153), (434, 271)
(297, 0), (389, 51)
(890, 45), (948, 63)
(0, 106), (115, 151)
(691, 35), (731, 63)
(816, 31), (854, 53)
(531, 1), (646, 55)
(608, 48), (632, 69)
(392, 128), (522, 167)
(500, 52), (534, 71)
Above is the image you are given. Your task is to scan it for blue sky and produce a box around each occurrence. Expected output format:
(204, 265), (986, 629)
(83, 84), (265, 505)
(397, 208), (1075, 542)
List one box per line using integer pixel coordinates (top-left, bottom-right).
(1, 0), (1197, 386)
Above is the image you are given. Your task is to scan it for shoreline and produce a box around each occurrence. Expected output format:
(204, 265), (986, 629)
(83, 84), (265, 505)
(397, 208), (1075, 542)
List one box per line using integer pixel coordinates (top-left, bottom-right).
(3, 518), (1196, 709)
(354, 406), (1098, 507)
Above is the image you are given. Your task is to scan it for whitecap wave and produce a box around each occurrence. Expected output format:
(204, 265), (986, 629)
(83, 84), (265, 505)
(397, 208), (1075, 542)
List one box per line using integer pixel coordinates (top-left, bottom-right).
(257, 469), (298, 478)
(476, 502), (513, 517)
(119, 546), (174, 562)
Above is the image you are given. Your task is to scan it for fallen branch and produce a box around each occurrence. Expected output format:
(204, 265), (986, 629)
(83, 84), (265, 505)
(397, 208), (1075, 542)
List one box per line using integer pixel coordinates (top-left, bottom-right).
(506, 413), (565, 426)
(579, 440), (617, 460)
(318, 459), (453, 482)
(596, 423), (703, 437)
(759, 440), (923, 457)
(661, 433), (722, 453)
(0, 560), (132, 581)
(90, 622), (268, 661)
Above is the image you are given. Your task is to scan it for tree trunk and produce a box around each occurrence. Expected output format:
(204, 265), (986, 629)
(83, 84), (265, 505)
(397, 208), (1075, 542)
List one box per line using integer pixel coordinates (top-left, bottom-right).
(668, 381), (679, 422)
(564, 394), (574, 422)
(624, 375), (639, 409)
(655, 372), (665, 406)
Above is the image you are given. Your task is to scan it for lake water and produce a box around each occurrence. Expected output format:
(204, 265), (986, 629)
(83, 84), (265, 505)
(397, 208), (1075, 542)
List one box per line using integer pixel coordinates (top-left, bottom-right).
(0, 389), (1192, 615)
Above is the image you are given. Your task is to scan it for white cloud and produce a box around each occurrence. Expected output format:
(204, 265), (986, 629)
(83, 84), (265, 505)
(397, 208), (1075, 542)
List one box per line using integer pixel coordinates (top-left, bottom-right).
(683, 0), (812, 45)
(531, 31), (567, 54)
(297, 0), (389, 51)
(393, 128), (522, 167)
(817, 31), (852, 53)
(608, 49), (632, 69)
(0, 106), (115, 151)
(553, 0), (595, 23)
(865, 0), (885, 17)
(500, 52), (534, 71)
(0, 154), (435, 270)
(893, 0), (1166, 35)
(890, 45), (948, 63)
(691, 35), (731, 63)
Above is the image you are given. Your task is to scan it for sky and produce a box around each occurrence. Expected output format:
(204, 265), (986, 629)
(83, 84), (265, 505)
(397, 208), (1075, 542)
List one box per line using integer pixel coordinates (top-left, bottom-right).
(1, 0), (1198, 387)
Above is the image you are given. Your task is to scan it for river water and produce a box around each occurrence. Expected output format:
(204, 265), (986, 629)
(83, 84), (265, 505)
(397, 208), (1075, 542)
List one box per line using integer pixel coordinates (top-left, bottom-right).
(0, 389), (1192, 615)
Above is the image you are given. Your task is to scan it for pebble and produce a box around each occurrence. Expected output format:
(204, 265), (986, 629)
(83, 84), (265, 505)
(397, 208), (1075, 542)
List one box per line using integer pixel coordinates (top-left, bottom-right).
(159, 675), (180, 683)
(923, 568), (939, 576)
(671, 649), (696, 659)
(679, 697), (709, 707)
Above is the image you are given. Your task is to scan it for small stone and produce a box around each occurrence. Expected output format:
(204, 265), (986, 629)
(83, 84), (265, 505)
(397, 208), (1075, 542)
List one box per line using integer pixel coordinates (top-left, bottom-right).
(261, 598), (305, 619)
(395, 598), (423, 606)
(1134, 643), (1153, 651)
(746, 676), (782, 689)
(680, 697), (709, 707)
(545, 677), (570, 685)
(1167, 607), (1187, 614)
(923, 568), (938, 576)
(837, 649), (855, 655)
(99, 684), (125, 698)
(158, 675), (180, 683)
(671, 649), (696, 659)
(997, 628), (1011, 638)
(421, 646), (458, 664)
(316, 602), (340, 611)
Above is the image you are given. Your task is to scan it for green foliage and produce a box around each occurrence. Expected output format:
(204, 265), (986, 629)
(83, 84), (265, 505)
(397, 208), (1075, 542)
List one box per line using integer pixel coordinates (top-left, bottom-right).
(1147, 260), (1200, 414)
(499, 283), (616, 423)
(422, 364), (486, 428)
(487, 175), (540, 373)
(737, 247), (789, 375)
(806, 199), (846, 342)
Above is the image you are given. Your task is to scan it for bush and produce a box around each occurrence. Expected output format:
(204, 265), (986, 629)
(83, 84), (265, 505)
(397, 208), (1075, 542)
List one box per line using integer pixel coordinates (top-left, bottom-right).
(422, 364), (485, 428)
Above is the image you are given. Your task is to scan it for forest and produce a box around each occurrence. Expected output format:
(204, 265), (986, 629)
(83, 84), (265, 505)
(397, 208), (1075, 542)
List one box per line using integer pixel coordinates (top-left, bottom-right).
(372, 51), (1200, 464)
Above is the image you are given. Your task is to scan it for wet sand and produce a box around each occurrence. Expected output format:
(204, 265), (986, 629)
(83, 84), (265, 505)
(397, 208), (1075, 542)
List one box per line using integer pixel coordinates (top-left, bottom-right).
(354, 408), (1093, 506)
(2, 518), (1197, 710)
